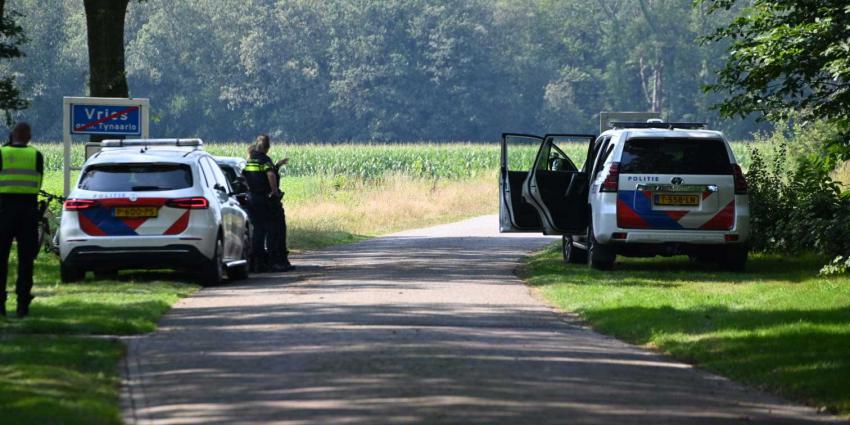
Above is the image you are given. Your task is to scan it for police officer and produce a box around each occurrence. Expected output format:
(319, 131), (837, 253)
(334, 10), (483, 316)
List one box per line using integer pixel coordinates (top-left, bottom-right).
(264, 137), (294, 272)
(243, 137), (275, 272)
(0, 122), (44, 318)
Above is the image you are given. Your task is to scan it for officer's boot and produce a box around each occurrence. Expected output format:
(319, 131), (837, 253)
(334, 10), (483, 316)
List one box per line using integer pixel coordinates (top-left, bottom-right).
(16, 295), (33, 319)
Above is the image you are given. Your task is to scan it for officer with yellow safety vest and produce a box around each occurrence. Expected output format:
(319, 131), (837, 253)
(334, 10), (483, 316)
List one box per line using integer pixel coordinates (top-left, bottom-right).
(0, 122), (44, 318)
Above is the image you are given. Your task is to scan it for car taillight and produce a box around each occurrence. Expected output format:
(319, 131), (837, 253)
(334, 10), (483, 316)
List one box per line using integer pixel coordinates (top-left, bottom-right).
(63, 199), (97, 210)
(600, 162), (621, 193)
(733, 164), (748, 195)
(166, 197), (209, 209)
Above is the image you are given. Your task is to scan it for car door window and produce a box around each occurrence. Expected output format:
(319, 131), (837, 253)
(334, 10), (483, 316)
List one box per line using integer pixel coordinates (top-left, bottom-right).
(593, 137), (614, 179)
(206, 157), (233, 192)
(195, 159), (210, 188)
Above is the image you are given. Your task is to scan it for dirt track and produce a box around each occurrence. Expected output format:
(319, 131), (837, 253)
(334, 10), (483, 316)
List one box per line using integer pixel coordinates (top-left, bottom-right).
(122, 215), (840, 424)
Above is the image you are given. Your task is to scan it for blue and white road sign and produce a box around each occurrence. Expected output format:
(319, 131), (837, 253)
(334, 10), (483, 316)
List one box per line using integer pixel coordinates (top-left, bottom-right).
(70, 104), (142, 136)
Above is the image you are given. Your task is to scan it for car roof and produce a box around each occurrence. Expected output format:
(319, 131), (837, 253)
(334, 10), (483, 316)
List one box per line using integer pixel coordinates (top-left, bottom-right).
(85, 147), (208, 166)
(601, 128), (725, 140)
(214, 156), (247, 168)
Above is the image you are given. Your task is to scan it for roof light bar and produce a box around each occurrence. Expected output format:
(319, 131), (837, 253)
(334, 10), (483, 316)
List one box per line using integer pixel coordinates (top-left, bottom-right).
(100, 138), (204, 148)
(610, 122), (708, 130)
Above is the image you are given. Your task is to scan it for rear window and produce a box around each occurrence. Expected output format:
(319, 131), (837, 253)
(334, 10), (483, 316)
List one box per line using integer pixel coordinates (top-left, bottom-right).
(620, 138), (732, 175)
(78, 163), (193, 192)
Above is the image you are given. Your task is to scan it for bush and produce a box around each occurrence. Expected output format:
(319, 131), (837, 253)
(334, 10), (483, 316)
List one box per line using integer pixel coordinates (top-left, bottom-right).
(746, 120), (850, 272)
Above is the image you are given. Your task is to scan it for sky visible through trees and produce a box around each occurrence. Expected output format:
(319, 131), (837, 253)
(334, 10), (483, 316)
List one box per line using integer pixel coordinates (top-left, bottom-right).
(2, 0), (767, 141)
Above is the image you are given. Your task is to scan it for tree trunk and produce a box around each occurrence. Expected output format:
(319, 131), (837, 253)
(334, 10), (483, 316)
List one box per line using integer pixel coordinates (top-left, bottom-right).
(84, 0), (129, 98)
(83, 0), (130, 141)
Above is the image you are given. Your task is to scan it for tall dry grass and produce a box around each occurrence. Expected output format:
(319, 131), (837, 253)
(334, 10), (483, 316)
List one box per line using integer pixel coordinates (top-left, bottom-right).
(287, 173), (497, 250)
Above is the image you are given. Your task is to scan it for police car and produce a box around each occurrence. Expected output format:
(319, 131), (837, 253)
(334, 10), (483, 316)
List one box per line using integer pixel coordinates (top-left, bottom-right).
(59, 139), (251, 284)
(499, 121), (750, 270)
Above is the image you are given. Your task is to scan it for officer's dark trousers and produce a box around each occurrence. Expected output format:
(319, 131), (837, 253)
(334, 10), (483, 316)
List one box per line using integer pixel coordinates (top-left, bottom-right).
(247, 193), (271, 266)
(0, 201), (39, 303)
(267, 200), (290, 264)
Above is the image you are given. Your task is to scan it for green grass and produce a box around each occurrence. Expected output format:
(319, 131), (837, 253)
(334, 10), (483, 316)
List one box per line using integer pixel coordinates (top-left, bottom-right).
(1, 248), (198, 424)
(521, 246), (850, 416)
(0, 336), (124, 425)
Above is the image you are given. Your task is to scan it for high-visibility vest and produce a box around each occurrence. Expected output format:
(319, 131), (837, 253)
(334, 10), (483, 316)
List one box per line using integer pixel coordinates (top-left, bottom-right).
(0, 145), (43, 195)
(243, 159), (271, 173)
(243, 159), (272, 193)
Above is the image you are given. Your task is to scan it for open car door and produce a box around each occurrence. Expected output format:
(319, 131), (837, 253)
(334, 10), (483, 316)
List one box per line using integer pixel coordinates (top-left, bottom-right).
(522, 134), (595, 235)
(500, 133), (544, 232)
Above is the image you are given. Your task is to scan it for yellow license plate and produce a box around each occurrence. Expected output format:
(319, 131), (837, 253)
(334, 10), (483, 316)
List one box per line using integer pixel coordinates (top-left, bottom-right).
(654, 194), (700, 207)
(114, 207), (159, 218)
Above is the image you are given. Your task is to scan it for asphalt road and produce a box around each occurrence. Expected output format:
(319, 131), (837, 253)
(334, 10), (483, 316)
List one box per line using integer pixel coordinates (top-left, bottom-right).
(122, 215), (840, 424)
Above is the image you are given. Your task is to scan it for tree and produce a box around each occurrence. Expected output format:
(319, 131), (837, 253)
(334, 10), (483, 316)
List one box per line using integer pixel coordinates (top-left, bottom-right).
(83, 0), (130, 98)
(702, 0), (850, 130)
(0, 0), (28, 125)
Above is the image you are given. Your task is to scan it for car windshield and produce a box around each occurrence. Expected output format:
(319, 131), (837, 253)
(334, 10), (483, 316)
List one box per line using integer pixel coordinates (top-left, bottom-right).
(78, 163), (193, 192)
(620, 138), (732, 175)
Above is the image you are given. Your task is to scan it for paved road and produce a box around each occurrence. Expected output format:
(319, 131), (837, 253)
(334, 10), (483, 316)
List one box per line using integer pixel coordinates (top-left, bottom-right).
(123, 215), (840, 424)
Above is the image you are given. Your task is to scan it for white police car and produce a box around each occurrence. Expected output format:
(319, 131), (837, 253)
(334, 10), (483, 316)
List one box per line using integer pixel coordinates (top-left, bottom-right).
(500, 121), (750, 270)
(59, 139), (251, 284)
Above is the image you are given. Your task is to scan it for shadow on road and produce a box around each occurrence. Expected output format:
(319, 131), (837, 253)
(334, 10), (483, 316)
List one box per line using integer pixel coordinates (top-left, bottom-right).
(129, 233), (836, 424)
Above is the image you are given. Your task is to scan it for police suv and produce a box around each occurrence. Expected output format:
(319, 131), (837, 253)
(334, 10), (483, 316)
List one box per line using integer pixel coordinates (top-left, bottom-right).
(59, 139), (251, 284)
(499, 121), (750, 270)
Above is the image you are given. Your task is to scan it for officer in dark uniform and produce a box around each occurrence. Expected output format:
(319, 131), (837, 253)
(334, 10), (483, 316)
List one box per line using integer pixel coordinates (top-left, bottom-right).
(243, 138), (276, 272)
(264, 140), (294, 272)
(244, 135), (294, 273)
(0, 122), (44, 318)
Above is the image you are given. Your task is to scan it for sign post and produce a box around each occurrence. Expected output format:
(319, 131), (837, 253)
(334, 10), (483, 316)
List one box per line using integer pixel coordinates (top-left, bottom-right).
(62, 97), (150, 196)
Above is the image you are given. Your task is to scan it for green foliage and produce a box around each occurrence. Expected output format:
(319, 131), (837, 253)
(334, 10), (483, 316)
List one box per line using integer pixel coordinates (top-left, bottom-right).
(0, 0), (28, 124)
(6, 0), (766, 140)
(522, 248), (850, 416)
(702, 0), (850, 135)
(745, 122), (850, 265)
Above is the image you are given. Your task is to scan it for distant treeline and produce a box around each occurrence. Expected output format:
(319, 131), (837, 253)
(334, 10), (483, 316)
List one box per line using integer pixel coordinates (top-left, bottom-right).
(4, 0), (765, 141)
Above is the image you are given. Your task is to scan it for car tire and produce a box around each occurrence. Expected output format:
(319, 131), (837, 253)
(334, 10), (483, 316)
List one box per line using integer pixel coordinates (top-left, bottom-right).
(562, 236), (587, 264)
(60, 263), (85, 283)
(200, 237), (225, 286)
(722, 245), (748, 272)
(587, 218), (615, 270)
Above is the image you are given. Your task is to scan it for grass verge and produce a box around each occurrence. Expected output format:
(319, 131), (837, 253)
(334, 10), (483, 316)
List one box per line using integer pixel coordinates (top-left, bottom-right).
(1, 249), (199, 424)
(520, 245), (850, 417)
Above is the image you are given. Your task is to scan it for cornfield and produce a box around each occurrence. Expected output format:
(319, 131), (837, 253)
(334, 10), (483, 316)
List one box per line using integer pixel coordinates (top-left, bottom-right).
(32, 140), (755, 181)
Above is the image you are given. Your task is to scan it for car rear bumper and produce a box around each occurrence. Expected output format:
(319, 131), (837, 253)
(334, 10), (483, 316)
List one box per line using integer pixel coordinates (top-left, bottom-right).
(62, 245), (210, 271)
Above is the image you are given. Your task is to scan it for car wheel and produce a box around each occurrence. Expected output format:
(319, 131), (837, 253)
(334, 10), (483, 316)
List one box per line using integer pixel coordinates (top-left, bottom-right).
(60, 262), (85, 283)
(562, 236), (587, 264)
(587, 219), (615, 270)
(200, 237), (225, 286)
